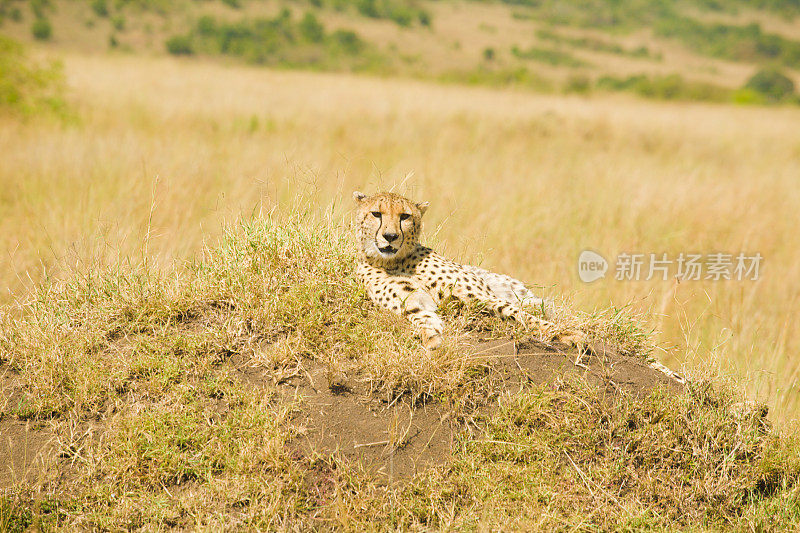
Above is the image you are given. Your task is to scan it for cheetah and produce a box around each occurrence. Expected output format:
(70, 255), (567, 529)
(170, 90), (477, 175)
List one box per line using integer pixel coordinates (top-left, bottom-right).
(352, 190), (581, 350)
(352, 190), (685, 385)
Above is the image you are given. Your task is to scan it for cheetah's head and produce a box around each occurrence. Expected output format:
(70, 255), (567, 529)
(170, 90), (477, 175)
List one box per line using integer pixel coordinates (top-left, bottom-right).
(353, 191), (429, 264)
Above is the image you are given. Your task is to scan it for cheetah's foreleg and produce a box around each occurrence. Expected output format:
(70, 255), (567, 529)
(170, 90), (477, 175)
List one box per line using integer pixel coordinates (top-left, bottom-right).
(400, 289), (445, 350)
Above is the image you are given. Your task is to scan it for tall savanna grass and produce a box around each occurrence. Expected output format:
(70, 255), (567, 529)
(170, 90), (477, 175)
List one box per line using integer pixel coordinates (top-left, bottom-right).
(2, 51), (799, 424)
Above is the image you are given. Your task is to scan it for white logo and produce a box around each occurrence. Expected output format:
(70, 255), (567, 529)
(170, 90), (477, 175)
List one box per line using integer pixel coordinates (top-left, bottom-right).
(578, 250), (608, 283)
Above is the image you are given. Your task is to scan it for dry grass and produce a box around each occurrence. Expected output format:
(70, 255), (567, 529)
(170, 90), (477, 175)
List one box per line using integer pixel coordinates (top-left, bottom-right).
(1, 51), (799, 424)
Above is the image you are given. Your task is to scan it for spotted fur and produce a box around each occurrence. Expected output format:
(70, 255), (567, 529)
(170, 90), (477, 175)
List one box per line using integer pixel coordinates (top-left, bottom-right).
(353, 191), (566, 350)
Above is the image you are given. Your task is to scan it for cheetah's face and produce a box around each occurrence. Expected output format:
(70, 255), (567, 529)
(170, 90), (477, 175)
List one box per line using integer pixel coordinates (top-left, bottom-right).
(353, 191), (429, 261)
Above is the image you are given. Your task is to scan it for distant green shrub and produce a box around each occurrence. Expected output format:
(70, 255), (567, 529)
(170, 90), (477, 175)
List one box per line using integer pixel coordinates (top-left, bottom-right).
(0, 35), (66, 117)
(220, 0), (241, 8)
(564, 74), (591, 94)
(498, 0), (673, 29)
(330, 29), (364, 55)
(696, 0), (727, 11)
(353, 0), (430, 27)
(0, 3), (20, 23)
(91, 0), (109, 17)
(196, 15), (215, 36)
(483, 47), (495, 61)
(166, 12), (377, 70)
(439, 66), (554, 92)
(731, 88), (766, 105)
(701, 0), (800, 17)
(30, 0), (49, 19)
(111, 14), (125, 30)
(418, 10), (430, 27)
(511, 45), (590, 67)
(655, 17), (800, 69)
(390, 8), (412, 26)
(597, 70), (798, 105)
(498, 0), (800, 29)
(165, 34), (194, 55)
(299, 12), (324, 43)
(355, 0), (378, 17)
(536, 29), (658, 60)
(744, 67), (796, 101)
(518, 2), (800, 67)
(108, 0), (172, 16)
(597, 73), (731, 102)
(31, 17), (52, 40)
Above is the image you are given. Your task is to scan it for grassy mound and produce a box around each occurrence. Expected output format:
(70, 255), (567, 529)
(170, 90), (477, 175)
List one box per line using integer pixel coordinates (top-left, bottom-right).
(1, 217), (799, 530)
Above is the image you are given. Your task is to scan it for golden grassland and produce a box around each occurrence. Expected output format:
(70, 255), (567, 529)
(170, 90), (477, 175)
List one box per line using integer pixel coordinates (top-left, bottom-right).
(2, 50), (800, 428)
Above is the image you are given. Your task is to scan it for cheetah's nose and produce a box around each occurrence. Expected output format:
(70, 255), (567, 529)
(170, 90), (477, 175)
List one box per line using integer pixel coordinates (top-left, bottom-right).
(383, 232), (399, 243)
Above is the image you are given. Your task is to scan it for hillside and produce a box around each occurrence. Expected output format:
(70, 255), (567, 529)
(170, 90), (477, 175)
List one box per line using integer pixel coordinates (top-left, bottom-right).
(1, 0), (800, 102)
(2, 218), (798, 530)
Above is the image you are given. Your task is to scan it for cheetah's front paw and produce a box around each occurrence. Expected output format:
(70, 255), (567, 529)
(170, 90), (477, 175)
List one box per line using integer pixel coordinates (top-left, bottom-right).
(421, 329), (443, 351)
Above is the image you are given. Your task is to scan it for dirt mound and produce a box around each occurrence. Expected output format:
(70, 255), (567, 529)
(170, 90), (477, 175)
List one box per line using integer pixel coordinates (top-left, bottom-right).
(228, 337), (683, 483)
(0, 339), (681, 491)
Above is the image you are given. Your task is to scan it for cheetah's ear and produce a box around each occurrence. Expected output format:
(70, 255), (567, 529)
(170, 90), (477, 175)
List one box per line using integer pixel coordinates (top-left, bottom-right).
(353, 191), (367, 203)
(417, 201), (429, 216)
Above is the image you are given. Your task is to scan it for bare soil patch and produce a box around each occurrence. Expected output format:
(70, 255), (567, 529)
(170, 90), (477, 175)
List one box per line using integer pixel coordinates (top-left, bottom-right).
(0, 365), (56, 490)
(0, 420), (55, 490)
(228, 338), (683, 483)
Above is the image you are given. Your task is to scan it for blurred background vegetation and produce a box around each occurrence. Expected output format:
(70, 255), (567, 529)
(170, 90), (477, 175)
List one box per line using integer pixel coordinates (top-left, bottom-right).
(0, 0), (798, 104)
(0, 33), (64, 115)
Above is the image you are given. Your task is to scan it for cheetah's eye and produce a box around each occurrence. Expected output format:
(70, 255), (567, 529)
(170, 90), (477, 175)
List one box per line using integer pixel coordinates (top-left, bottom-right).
(371, 211), (382, 218)
(399, 213), (411, 221)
